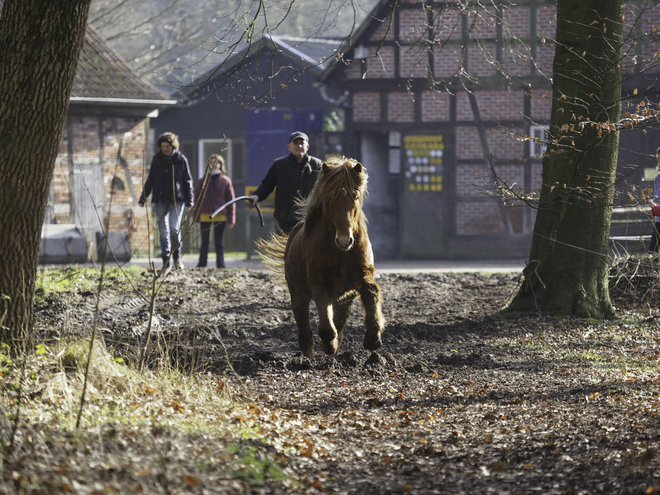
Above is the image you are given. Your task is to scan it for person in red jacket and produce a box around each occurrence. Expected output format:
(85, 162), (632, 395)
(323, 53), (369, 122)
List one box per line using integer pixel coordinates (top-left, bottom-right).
(192, 155), (235, 268)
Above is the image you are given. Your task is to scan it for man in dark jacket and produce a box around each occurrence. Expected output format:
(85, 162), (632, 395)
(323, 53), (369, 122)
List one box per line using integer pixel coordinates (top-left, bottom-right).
(138, 132), (194, 273)
(249, 131), (322, 234)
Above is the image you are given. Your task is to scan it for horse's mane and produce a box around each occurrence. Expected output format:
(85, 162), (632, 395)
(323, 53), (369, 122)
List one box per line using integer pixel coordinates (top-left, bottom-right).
(299, 156), (368, 231)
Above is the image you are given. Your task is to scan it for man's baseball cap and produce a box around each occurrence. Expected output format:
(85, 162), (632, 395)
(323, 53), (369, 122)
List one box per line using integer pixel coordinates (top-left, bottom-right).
(288, 131), (309, 143)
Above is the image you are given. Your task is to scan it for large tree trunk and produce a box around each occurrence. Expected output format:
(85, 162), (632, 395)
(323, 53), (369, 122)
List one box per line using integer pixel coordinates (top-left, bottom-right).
(0, 0), (92, 353)
(506, 0), (623, 318)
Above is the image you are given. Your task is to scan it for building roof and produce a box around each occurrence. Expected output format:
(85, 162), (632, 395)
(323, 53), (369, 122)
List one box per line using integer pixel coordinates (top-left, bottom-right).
(317, 0), (389, 84)
(269, 35), (341, 69)
(71, 25), (175, 105)
(175, 34), (341, 102)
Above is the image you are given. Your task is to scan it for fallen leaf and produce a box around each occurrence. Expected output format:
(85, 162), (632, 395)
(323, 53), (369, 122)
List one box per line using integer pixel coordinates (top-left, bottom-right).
(301, 445), (315, 457)
(184, 475), (201, 487)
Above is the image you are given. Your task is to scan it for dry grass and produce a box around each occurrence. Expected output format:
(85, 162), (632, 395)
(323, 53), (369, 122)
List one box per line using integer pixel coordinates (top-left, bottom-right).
(0, 326), (294, 493)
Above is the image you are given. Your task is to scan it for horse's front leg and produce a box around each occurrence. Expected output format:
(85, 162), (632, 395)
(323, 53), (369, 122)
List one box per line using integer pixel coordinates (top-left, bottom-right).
(360, 280), (384, 351)
(290, 290), (314, 360)
(332, 299), (353, 351)
(313, 294), (340, 356)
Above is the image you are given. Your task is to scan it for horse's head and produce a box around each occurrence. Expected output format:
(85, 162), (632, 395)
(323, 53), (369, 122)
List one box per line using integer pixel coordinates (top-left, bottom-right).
(320, 159), (367, 251)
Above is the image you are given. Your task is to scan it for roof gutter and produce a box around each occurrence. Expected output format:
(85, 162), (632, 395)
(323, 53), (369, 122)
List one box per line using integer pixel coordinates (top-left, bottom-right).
(69, 97), (178, 106)
(266, 34), (328, 69)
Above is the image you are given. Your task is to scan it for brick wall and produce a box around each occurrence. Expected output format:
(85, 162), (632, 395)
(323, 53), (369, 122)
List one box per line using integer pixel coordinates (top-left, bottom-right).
(456, 124), (526, 162)
(400, 7), (428, 42)
(457, 93), (474, 122)
(623, 4), (641, 36)
(623, 40), (636, 74)
(342, 0), (566, 245)
(456, 164), (489, 196)
(433, 7), (463, 41)
(53, 132), (69, 208)
(640, 38), (660, 73)
(494, 164), (525, 191)
(366, 46), (395, 78)
(456, 127), (482, 159)
(372, 18), (396, 42)
(535, 41), (555, 74)
(503, 5), (531, 39)
(641, 3), (660, 35)
(354, 92), (382, 122)
(399, 44), (429, 78)
(102, 118), (150, 254)
(50, 115), (153, 255)
(456, 203), (506, 235)
(531, 92), (552, 122)
(475, 90), (523, 121)
(468, 5), (497, 40)
(72, 119), (101, 160)
(502, 42), (532, 77)
(536, 4), (557, 39)
(532, 163), (544, 192)
(421, 90), (450, 122)
(467, 43), (496, 77)
(344, 60), (363, 80)
(487, 127), (525, 161)
(433, 45), (462, 78)
(388, 91), (415, 122)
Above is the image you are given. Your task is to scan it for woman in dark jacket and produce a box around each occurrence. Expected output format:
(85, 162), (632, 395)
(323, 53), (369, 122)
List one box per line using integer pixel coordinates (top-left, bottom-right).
(138, 132), (194, 273)
(192, 154), (235, 268)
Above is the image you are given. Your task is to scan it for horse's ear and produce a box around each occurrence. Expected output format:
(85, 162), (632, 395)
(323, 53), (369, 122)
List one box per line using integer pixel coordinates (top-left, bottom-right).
(322, 162), (331, 172)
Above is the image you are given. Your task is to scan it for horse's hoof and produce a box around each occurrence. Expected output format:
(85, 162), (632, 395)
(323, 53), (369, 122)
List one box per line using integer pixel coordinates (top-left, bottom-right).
(321, 338), (339, 355)
(364, 334), (382, 351)
(301, 346), (314, 360)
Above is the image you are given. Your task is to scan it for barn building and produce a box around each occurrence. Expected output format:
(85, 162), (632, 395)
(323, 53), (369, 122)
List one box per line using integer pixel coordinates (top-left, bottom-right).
(319, 0), (660, 259)
(151, 34), (343, 253)
(44, 25), (175, 262)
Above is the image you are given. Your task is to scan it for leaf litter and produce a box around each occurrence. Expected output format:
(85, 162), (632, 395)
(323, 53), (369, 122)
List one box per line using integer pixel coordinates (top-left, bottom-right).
(2, 259), (660, 493)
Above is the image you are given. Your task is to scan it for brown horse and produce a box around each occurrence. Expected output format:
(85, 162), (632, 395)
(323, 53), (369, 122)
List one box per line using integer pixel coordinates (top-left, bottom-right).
(258, 157), (384, 360)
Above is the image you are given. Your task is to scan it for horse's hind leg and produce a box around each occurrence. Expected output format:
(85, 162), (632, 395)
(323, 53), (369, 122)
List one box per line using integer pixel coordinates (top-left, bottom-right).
(332, 299), (353, 350)
(290, 292), (314, 360)
(360, 281), (384, 351)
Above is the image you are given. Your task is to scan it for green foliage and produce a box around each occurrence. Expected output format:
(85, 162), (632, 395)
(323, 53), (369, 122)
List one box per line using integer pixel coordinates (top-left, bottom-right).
(229, 444), (287, 484)
(323, 109), (344, 132)
(0, 343), (13, 376)
(35, 266), (144, 297)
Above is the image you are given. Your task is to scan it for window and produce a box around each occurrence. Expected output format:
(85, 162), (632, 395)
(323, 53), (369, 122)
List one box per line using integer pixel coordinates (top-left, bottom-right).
(198, 139), (232, 178)
(529, 125), (548, 159)
(111, 176), (125, 191)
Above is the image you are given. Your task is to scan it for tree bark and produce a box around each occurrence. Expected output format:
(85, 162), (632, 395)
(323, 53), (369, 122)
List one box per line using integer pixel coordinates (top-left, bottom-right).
(0, 0), (92, 353)
(506, 0), (623, 318)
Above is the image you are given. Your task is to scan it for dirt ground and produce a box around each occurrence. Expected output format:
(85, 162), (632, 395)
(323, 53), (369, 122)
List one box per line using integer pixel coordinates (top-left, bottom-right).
(25, 264), (660, 494)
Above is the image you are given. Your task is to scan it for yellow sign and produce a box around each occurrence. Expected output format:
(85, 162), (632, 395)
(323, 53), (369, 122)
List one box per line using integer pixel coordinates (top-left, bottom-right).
(404, 135), (444, 194)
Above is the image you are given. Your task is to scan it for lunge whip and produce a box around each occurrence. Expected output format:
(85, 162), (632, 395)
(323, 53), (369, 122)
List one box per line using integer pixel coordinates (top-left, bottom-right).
(210, 196), (264, 227)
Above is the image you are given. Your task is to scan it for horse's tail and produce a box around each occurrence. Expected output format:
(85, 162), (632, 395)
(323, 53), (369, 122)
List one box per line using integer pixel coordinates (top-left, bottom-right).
(255, 232), (287, 280)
